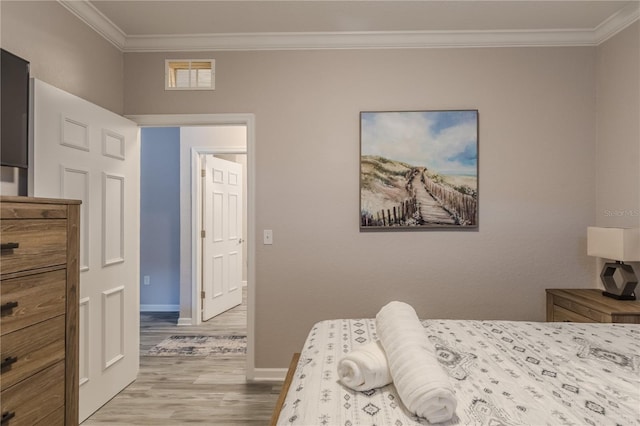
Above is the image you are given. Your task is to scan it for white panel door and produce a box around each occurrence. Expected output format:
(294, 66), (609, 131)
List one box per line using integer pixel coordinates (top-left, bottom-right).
(202, 155), (243, 321)
(31, 79), (140, 422)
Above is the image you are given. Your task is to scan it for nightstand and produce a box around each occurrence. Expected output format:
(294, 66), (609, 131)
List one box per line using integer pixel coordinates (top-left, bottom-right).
(546, 289), (640, 324)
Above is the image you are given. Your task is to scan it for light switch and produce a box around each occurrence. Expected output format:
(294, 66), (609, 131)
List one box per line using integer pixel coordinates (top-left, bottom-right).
(263, 229), (273, 245)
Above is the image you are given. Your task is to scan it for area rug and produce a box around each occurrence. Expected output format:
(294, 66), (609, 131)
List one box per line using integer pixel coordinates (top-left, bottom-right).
(145, 335), (247, 356)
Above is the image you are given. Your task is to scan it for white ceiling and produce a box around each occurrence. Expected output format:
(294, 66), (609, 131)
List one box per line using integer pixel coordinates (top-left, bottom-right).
(60, 0), (640, 52)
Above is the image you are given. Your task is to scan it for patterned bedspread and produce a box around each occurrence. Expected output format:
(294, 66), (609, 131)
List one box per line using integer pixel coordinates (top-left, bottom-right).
(277, 319), (640, 425)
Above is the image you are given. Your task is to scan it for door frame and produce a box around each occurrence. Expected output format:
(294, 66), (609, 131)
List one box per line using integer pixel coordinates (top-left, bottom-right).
(128, 113), (256, 380)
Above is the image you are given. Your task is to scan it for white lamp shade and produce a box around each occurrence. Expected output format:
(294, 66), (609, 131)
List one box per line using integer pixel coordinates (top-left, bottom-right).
(587, 227), (640, 262)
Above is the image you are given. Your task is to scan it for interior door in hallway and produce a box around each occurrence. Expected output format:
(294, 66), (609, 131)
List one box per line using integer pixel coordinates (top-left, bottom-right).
(201, 154), (243, 321)
(31, 79), (140, 422)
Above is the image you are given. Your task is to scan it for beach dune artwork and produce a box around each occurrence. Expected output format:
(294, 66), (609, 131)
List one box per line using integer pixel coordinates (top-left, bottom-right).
(360, 110), (478, 230)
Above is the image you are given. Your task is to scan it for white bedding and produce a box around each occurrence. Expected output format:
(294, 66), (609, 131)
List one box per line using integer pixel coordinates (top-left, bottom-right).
(277, 319), (640, 425)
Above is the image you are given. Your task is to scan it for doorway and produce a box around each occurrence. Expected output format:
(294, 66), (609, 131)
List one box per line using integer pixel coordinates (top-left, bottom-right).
(132, 113), (257, 380)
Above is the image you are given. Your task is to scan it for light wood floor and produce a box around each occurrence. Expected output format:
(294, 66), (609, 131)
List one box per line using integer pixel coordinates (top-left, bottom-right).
(82, 289), (282, 425)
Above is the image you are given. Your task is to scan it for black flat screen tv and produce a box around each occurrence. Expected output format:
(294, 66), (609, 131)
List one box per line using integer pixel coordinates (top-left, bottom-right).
(1, 49), (30, 169)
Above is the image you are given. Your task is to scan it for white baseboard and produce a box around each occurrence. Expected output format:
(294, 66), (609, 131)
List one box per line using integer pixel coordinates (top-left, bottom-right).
(140, 304), (179, 312)
(177, 317), (193, 326)
(251, 367), (288, 382)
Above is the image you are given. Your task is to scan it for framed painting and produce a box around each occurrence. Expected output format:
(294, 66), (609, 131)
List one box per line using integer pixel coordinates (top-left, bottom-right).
(360, 110), (478, 230)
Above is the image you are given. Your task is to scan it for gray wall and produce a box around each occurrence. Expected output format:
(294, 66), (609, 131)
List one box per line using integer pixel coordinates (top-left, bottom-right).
(0, 1), (124, 114)
(140, 127), (181, 310)
(124, 46), (598, 367)
(594, 23), (640, 276)
(595, 22), (640, 228)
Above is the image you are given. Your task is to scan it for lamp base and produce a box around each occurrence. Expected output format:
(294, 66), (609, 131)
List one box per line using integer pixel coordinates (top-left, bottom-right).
(602, 291), (637, 301)
(600, 262), (638, 301)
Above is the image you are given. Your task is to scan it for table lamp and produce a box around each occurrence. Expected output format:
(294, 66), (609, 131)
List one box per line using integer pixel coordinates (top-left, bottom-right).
(587, 227), (640, 300)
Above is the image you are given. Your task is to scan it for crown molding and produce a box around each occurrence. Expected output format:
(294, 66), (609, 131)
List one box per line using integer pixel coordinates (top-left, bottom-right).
(124, 29), (598, 52)
(58, 0), (126, 50)
(59, 0), (639, 53)
(594, 1), (640, 44)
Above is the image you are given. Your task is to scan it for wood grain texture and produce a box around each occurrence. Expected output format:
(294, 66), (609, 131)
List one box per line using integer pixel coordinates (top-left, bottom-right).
(0, 315), (66, 390)
(0, 361), (66, 426)
(0, 219), (68, 275)
(0, 201), (68, 219)
(551, 305), (597, 323)
(0, 196), (81, 426)
(66, 203), (80, 426)
(0, 196), (81, 208)
(546, 288), (640, 323)
(270, 352), (300, 426)
(83, 288), (284, 425)
(35, 406), (65, 426)
(0, 269), (67, 335)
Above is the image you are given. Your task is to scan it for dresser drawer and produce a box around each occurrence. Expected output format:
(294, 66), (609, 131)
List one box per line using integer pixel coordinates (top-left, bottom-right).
(1, 315), (65, 391)
(0, 361), (65, 426)
(33, 406), (64, 425)
(552, 295), (610, 322)
(0, 269), (66, 335)
(0, 202), (68, 220)
(552, 305), (597, 323)
(1, 219), (67, 275)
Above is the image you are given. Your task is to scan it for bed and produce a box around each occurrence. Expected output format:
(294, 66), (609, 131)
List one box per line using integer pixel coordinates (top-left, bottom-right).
(271, 318), (640, 425)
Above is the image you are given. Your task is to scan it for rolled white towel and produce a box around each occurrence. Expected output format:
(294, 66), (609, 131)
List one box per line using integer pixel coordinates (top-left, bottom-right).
(376, 301), (457, 424)
(337, 340), (392, 391)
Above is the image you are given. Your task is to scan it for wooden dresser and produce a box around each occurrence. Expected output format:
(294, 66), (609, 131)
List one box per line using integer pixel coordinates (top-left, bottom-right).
(546, 288), (640, 324)
(1, 196), (80, 426)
